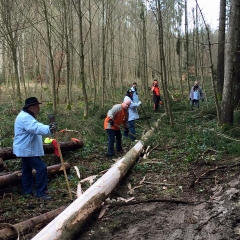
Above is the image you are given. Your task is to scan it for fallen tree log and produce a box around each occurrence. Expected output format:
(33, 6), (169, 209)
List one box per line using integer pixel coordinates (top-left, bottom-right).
(0, 205), (67, 240)
(0, 163), (71, 189)
(32, 120), (159, 240)
(0, 140), (83, 160)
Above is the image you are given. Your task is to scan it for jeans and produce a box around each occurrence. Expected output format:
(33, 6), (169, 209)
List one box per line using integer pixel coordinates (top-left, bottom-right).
(106, 129), (122, 157)
(191, 99), (199, 110)
(124, 120), (136, 141)
(21, 156), (48, 197)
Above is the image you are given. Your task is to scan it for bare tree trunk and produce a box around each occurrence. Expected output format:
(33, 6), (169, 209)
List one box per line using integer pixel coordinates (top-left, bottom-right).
(185, 0), (190, 91)
(196, 1), (221, 122)
(63, 0), (71, 106)
(88, 0), (97, 107)
(72, 0), (89, 117)
(101, 0), (106, 107)
(221, 0), (240, 124)
(217, 0), (226, 100)
(140, 2), (148, 98)
(42, 0), (57, 114)
(156, 0), (174, 125)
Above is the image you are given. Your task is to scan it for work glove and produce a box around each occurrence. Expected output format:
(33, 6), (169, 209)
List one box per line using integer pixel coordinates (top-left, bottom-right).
(108, 119), (114, 126)
(202, 99), (204, 102)
(138, 101), (142, 106)
(49, 122), (58, 133)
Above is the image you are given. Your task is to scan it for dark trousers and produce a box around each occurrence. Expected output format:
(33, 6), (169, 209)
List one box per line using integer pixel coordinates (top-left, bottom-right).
(21, 156), (48, 197)
(191, 99), (199, 110)
(124, 120), (136, 141)
(153, 95), (160, 111)
(106, 129), (123, 157)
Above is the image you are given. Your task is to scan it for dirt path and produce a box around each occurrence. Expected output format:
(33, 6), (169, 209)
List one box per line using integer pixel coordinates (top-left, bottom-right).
(78, 160), (240, 240)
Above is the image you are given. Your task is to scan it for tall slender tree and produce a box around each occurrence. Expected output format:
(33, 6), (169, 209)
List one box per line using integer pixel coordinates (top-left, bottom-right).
(221, 0), (240, 124)
(217, 0), (226, 100)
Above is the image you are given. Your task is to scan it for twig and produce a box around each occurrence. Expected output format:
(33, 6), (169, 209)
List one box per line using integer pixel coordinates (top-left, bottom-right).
(139, 161), (165, 165)
(216, 132), (240, 142)
(147, 144), (159, 156)
(194, 162), (240, 185)
(108, 198), (199, 207)
(194, 166), (218, 184)
(143, 181), (175, 186)
(195, 211), (223, 231)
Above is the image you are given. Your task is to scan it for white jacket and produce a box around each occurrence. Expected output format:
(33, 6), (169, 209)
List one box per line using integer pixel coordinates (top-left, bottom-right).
(123, 96), (140, 121)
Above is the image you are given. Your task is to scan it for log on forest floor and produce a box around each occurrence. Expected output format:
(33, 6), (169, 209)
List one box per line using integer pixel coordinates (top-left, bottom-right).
(32, 142), (145, 240)
(32, 118), (160, 240)
(0, 205), (67, 240)
(0, 163), (71, 189)
(0, 140), (83, 160)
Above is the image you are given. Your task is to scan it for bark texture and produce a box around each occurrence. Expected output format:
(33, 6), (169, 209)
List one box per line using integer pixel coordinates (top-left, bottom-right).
(0, 206), (67, 240)
(0, 163), (71, 189)
(221, 0), (240, 124)
(0, 141), (83, 160)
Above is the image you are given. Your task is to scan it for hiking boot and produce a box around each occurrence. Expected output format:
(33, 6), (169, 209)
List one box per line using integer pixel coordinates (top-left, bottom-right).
(36, 195), (52, 200)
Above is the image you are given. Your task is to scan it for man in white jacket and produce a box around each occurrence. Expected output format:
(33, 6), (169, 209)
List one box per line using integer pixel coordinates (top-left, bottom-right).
(123, 89), (141, 141)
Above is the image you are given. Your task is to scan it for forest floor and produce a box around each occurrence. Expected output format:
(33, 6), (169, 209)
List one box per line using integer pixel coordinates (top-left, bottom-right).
(2, 140), (240, 239)
(1, 106), (240, 240)
(77, 152), (240, 240)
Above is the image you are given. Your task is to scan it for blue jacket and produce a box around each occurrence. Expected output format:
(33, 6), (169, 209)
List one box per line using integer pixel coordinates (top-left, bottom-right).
(131, 86), (139, 103)
(13, 110), (51, 157)
(123, 96), (140, 121)
(189, 86), (204, 100)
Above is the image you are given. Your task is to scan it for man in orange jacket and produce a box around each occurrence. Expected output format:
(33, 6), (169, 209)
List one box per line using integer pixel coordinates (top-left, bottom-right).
(151, 79), (162, 112)
(104, 99), (131, 158)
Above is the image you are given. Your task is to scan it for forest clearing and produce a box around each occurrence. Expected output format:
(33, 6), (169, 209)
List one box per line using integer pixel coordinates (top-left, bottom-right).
(1, 90), (240, 239)
(0, 0), (239, 239)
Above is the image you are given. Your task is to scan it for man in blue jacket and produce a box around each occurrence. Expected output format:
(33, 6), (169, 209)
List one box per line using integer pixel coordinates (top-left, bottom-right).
(13, 97), (57, 200)
(123, 89), (141, 141)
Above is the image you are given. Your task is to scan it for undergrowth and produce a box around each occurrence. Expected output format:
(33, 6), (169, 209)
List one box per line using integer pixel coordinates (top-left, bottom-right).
(1, 85), (240, 193)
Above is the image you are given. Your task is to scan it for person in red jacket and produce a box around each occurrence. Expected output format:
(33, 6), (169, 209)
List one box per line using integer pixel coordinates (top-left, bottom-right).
(151, 80), (162, 112)
(104, 99), (131, 158)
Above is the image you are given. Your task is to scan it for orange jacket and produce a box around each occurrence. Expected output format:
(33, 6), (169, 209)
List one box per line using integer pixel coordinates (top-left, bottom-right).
(151, 85), (160, 96)
(104, 104), (128, 130)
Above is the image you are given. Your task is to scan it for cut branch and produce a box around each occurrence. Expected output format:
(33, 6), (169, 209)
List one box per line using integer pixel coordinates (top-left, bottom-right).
(0, 206), (67, 240)
(0, 163), (71, 189)
(0, 141), (83, 160)
(107, 198), (198, 207)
